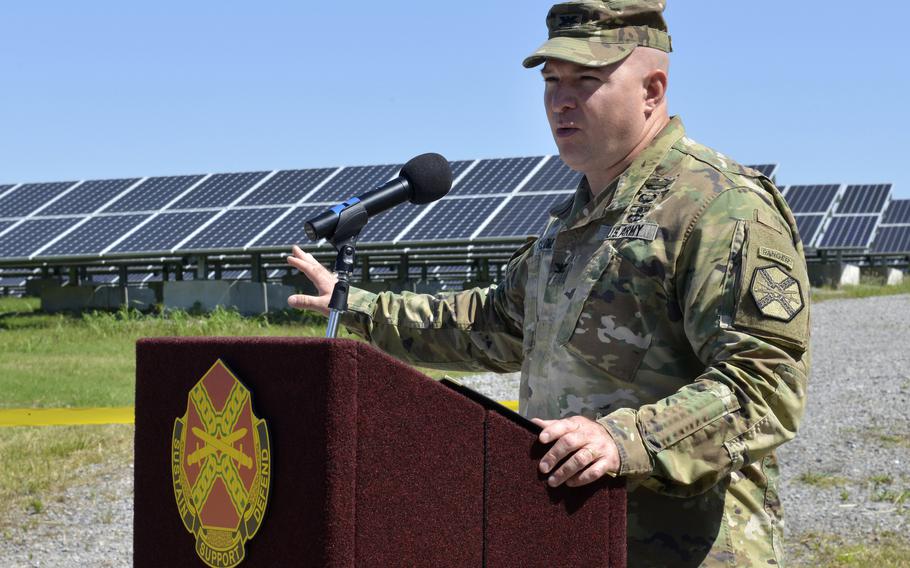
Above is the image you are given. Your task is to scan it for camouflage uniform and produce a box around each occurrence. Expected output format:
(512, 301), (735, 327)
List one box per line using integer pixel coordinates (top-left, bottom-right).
(338, 2), (810, 566)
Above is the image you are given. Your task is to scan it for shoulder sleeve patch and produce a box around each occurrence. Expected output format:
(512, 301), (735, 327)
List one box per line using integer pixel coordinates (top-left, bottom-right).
(733, 220), (810, 352)
(749, 266), (804, 322)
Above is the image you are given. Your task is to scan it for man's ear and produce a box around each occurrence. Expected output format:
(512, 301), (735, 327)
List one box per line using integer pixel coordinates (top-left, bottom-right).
(644, 69), (668, 114)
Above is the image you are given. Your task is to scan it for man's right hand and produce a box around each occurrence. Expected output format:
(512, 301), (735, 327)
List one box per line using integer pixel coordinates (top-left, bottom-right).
(286, 245), (337, 316)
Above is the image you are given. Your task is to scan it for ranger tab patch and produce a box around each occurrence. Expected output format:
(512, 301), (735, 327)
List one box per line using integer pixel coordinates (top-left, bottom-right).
(750, 266), (804, 322)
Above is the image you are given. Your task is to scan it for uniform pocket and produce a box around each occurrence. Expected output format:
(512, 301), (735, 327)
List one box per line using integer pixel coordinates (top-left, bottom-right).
(556, 247), (653, 382)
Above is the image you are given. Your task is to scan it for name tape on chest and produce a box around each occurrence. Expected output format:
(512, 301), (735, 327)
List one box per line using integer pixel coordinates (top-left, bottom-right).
(605, 222), (660, 242)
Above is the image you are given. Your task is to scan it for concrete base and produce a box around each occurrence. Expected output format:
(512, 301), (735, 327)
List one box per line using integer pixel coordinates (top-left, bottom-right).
(886, 269), (905, 286)
(840, 264), (861, 286)
(25, 278), (63, 297)
(862, 266), (905, 286)
(42, 285), (156, 313)
(163, 281), (296, 315)
(808, 262), (861, 288)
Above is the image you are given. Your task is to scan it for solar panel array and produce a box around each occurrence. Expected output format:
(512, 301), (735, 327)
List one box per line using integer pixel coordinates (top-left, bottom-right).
(816, 184), (892, 249)
(0, 157), (906, 276)
(871, 199), (910, 254)
(781, 184), (842, 248)
(0, 156), (576, 262)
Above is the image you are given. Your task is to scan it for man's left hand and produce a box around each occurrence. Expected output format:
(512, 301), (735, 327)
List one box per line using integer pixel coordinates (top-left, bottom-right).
(531, 416), (621, 488)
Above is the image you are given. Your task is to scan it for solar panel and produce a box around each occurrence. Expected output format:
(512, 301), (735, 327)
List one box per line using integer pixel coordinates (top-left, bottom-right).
(129, 272), (157, 284)
(0, 276), (27, 287)
(0, 217), (82, 258)
(238, 169), (336, 206)
(449, 160), (474, 181)
(169, 171), (270, 209)
(784, 185), (840, 214)
(478, 194), (561, 238)
(38, 214), (151, 257)
(220, 270), (249, 281)
(0, 181), (78, 218)
(834, 184), (891, 214)
(451, 157), (542, 195)
(358, 201), (423, 243)
(109, 211), (215, 253)
(0, 220), (15, 234)
(308, 165), (402, 204)
(881, 199), (910, 224)
(520, 158), (582, 193)
(871, 226), (910, 254)
(248, 205), (325, 248)
(401, 198), (500, 241)
(41, 178), (141, 216)
(793, 214), (824, 248)
(180, 208), (288, 251)
(817, 215), (879, 249)
(746, 164), (777, 178)
(104, 175), (205, 213)
(91, 273), (119, 284)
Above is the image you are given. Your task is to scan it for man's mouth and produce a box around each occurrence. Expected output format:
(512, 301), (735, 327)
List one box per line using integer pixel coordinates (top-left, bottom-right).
(556, 127), (580, 138)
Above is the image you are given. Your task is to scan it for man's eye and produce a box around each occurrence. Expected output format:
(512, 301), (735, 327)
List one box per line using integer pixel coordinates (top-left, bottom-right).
(581, 75), (601, 82)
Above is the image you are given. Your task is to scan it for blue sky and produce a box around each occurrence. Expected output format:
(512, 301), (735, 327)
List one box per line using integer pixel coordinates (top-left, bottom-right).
(1, 1), (907, 197)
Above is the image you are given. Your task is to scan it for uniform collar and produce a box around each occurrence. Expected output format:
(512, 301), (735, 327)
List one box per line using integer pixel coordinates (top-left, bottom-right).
(561, 116), (686, 228)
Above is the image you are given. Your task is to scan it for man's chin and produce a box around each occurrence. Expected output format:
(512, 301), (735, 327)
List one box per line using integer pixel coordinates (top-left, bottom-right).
(556, 151), (587, 173)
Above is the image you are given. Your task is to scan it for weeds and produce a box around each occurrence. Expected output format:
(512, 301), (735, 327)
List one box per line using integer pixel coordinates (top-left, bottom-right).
(797, 471), (848, 488)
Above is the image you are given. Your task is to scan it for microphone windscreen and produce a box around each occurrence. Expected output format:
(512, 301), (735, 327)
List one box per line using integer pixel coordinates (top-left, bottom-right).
(400, 153), (452, 204)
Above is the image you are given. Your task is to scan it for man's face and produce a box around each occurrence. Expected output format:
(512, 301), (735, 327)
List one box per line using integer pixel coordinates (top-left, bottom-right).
(542, 57), (647, 180)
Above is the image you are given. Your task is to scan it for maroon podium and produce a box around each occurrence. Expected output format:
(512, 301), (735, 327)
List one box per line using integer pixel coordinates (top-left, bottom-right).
(135, 338), (626, 567)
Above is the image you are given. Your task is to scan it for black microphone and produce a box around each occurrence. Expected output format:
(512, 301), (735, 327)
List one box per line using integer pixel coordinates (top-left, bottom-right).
(305, 153), (452, 242)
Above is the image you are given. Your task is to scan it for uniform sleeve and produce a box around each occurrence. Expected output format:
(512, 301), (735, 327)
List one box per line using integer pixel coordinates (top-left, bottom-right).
(598, 189), (810, 495)
(338, 239), (534, 373)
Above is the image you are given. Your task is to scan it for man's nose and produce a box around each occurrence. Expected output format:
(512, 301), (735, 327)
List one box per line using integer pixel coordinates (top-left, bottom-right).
(548, 84), (577, 114)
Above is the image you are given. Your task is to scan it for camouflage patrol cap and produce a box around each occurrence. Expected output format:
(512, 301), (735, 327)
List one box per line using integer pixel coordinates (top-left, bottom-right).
(523, 0), (672, 68)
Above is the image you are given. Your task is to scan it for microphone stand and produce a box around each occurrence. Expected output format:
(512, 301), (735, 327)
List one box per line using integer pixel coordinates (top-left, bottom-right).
(325, 240), (356, 339)
(323, 201), (369, 339)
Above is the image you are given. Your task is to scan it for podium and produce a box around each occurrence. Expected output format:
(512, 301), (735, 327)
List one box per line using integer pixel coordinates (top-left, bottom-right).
(135, 338), (626, 567)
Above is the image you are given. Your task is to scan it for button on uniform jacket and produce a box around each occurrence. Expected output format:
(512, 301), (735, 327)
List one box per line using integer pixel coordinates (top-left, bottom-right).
(341, 117), (810, 567)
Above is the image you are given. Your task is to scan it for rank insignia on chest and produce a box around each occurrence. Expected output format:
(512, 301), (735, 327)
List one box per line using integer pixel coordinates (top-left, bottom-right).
(172, 359), (271, 568)
(750, 266), (804, 322)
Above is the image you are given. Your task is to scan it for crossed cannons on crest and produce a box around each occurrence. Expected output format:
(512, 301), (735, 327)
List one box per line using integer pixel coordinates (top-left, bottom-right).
(187, 427), (253, 469)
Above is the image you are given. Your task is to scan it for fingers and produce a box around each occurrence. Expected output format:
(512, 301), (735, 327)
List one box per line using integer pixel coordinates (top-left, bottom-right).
(536, 416), (620, 488)
(565, 459), (611, 487)
(286, 246), (336, 315)
(286, 247), (337, 294)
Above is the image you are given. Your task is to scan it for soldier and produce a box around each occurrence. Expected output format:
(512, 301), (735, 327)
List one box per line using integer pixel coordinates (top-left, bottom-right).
(288, 1), (810, 565)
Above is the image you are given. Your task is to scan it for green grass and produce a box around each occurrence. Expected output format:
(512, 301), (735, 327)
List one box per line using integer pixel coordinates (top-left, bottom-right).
(0, 424), (133, 528)
(796, 471), (848, 489)
(811, 278), (910, 303)
(792, 532), (910, 567)
(0, 300), (326, 408)
(0, 297), (477, 524)
(0, 299), (466, 409)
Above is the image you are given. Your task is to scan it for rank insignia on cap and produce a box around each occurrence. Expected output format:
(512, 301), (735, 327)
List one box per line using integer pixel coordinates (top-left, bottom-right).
(750, 266), (804, 322)
(172, 359), (271, 568)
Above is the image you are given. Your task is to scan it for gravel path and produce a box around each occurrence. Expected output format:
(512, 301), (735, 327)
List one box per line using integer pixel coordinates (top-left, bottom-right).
(1, 294), (907, 566)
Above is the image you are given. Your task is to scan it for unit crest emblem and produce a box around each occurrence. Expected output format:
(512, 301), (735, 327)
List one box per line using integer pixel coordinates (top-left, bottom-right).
(172, 360), (270, 568)
(750, 265), (804, 322)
